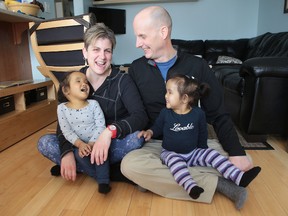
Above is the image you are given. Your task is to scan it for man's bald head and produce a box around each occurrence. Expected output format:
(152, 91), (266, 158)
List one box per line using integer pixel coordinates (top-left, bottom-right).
(134, 6), (172, 35)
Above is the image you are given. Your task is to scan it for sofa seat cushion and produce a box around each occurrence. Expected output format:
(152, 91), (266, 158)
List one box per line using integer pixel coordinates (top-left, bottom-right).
(212, 65), (244, 96)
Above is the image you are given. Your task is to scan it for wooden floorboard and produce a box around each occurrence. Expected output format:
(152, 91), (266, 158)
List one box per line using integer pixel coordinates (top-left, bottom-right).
(0, 122), (287, 216)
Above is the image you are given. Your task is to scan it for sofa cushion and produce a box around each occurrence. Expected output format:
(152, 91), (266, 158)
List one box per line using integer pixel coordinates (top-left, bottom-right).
(172, 39), (205, 57)
(204, 39), (248, 65)
(246, 32), (288, 59)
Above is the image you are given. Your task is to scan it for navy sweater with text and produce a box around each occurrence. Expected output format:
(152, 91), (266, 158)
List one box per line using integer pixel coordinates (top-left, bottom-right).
(151, 107), (208, 154)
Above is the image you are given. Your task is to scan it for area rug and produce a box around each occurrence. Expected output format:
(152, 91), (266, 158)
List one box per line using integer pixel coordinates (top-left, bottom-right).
(207, 124), (274, 150)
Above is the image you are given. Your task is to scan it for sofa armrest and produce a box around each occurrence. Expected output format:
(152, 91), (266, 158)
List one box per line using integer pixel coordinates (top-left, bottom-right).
(238, 56), (288, 135)
(240, 57), (288, 78)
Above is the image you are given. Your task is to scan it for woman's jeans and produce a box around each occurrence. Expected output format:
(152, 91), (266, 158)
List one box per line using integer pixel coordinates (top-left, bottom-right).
(38, 131), (144, 182)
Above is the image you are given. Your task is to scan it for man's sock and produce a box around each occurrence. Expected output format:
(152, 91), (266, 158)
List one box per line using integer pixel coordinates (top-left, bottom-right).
(189, 186), (204, 199)
(239, 166), (261, 187)
(216, 177), (247, 210)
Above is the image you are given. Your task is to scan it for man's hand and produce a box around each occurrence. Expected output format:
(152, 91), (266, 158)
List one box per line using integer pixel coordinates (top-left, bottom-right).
(61, 152), (77, 181)
(90, 128), (112, 165)
(229, 155), (253, 171)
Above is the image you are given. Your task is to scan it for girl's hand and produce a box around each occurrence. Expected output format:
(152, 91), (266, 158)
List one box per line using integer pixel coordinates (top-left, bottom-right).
(137, 129), (153, 141)
(88, 142), (94, 147)
(90, 128), (112, 165)
(78, 143), (92, 158)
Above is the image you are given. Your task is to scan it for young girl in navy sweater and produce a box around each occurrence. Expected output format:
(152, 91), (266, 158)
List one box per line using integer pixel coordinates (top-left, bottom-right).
(138, 74), (261, 207)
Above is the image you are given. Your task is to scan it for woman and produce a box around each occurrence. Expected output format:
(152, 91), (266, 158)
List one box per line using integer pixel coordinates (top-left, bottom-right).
(38, 23), (148, 182)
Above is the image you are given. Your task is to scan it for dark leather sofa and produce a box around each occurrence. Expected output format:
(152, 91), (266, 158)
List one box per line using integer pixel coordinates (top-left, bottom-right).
(172, 32), (288, 140)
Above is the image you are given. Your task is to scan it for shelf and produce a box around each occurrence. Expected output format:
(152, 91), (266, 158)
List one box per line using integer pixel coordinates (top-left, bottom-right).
(0, 8), (42, 44)
(0, 99), (57, 151)
(0, 9), (54, 152)
(0, 8), (42, 23)
(0, 99), (55, 120)
(0, 80), (54, 98)
(93, 0), (196, 6)
(1, 9), (40, 81)
(0, 80), (57, 151)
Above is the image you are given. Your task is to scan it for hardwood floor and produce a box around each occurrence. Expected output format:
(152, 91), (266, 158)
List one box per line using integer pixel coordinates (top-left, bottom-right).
(0, 122), (287, 216)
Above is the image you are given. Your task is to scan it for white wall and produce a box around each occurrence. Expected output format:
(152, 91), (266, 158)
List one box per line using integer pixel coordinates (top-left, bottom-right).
(74, 0), (93, 16)
(257, 0), (288, 34)
(38, 0), (56, 19)
(107, 0), (259, 65)
(30, 0), (288, 79)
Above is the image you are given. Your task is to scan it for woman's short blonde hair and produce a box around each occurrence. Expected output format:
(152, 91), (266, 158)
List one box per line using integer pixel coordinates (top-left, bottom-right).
(83, 23), (116, 50)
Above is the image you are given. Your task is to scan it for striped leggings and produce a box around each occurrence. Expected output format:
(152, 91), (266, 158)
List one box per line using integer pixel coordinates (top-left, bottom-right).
(160, 148), (244, 194)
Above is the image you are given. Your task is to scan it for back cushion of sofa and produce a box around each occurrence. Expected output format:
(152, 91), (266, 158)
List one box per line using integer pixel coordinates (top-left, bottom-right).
(246, 32), (288, 59)
(204, 39), (248, 65)
(171, 39), (205, 57)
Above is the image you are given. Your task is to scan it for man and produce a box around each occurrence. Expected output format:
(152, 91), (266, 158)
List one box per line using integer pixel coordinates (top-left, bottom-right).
(121, 6), (254, 209)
